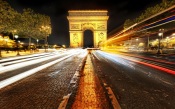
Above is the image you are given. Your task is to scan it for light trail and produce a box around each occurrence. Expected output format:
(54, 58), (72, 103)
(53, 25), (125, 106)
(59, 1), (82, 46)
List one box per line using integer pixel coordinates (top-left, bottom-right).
(0, 52), (50, 63)
(0, 49), (67, 63)
(0, 53), (56, 66)
(0, 49), (78, 74)
(0, 49), (85, 89)
(96, 51), (175, 75)
(117, 52), (175, 65)
(106, 11), (175, 43)
(0, 54), (75, 89)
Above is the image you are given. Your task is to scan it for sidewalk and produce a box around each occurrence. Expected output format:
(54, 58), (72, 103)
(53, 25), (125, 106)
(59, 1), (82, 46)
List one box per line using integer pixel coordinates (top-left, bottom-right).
(71, 54), (110, 109)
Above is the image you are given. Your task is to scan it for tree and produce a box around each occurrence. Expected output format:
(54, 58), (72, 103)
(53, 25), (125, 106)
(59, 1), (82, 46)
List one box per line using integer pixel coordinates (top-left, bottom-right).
(0, 0), (17, 32)
(123, 0), (175, 29)
(1, 1), (52, 45)
(124, 19), (132, 30)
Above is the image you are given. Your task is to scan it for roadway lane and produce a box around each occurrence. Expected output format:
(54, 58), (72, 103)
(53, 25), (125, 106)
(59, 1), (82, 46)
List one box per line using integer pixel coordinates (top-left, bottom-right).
(0, 49), (87, 109)
(105, 50), (175, 71)
(92, 50), (175, 109)
(0, 50), (73, 81)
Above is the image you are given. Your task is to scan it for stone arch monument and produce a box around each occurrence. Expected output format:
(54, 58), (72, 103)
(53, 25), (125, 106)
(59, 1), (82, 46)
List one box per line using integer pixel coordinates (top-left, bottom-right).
(67, 10), (109, 48)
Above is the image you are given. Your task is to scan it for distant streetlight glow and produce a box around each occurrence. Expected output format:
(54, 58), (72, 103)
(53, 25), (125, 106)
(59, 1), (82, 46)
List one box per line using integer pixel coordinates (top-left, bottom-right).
(14, 35), (18, 39)
(159, 29), (164, 39)
(157, 30), (163, 55)
(15, 35), (20, 56)
(36, 39), (39, 49)
(158, 33), (163, 37)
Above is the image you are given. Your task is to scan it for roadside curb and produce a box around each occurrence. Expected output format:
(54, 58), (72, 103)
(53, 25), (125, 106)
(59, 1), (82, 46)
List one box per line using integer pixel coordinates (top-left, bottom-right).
(104, 83), (121, 109)
(58, 53), (87, 109)
(91, 52), (121, 109)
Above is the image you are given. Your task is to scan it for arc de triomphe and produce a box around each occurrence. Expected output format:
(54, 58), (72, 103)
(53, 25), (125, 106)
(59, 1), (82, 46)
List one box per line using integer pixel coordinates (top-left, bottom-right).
(67, 10), (109, 48)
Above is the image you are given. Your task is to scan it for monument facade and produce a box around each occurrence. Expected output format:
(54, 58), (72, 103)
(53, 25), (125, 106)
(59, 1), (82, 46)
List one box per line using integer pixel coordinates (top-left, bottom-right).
(67, 10), (109, 48)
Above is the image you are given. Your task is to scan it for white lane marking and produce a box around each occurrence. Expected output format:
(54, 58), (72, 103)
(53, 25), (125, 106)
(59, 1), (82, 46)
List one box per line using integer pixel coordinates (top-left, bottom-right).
(0, 52), (50, 62)
(0, 53), (77, 89)
(0, 54), (55, 66)
(0, 52), (72, 74)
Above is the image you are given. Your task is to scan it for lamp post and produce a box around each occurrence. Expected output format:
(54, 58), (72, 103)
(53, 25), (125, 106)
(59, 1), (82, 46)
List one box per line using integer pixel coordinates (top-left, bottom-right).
(15, 35), (20, 56)
(159, 29), (164, 39)
(36, 39), (39, 46)
(136, 38), (139, 48)
(36, 39), (39, 50)
(157, 32), (163, 55)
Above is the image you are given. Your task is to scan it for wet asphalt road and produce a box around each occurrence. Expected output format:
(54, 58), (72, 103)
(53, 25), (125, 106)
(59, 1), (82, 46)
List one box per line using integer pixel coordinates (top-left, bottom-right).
(92, 50), (175, 109)
(1, 49), (175, 109)
(0, 50), (86, 109)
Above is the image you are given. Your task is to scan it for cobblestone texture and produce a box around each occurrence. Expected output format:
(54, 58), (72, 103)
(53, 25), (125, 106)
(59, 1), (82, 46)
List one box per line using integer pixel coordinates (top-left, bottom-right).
(0, 53), (85, 109)
(70, 54), (111, 109)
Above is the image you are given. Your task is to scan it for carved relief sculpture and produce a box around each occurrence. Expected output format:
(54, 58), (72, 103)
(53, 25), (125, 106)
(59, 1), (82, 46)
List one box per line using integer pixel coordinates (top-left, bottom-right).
(97, 24), (105, 30)
(71, 24), (80, 30)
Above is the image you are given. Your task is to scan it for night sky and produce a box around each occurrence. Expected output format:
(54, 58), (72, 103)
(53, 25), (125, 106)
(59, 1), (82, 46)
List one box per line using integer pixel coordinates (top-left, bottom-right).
(6, 0), (161, 46)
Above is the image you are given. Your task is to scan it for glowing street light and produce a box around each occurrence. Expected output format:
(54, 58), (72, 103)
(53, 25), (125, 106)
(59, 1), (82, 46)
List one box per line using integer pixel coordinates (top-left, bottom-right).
(159, 29), (164, 39)
(14, 35), (18, 39)
(36, 39), (39, 49)
(15, 35), (20, 56)
(157, 31), (163, 55)
(36, 39), (39, 44)
(136, 38), (139, 48)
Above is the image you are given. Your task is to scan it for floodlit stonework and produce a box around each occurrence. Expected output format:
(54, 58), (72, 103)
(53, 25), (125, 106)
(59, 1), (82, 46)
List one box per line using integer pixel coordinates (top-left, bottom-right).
(67, 10), (109, 48)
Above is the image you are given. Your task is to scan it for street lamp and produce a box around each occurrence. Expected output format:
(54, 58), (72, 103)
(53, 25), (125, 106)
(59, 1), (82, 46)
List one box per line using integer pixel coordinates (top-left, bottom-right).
(136, 38), (139, 48)
(157, 32), (163, 55)
(159, 29), (164, 39)
(36, 39), (39, 45)
(15, 35), (20, 56)
(36, 39), (39, 49)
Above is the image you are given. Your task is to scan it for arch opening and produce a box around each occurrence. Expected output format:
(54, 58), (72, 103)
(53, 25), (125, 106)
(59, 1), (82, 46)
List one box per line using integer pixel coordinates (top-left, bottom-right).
(83, 30), (94, 48)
